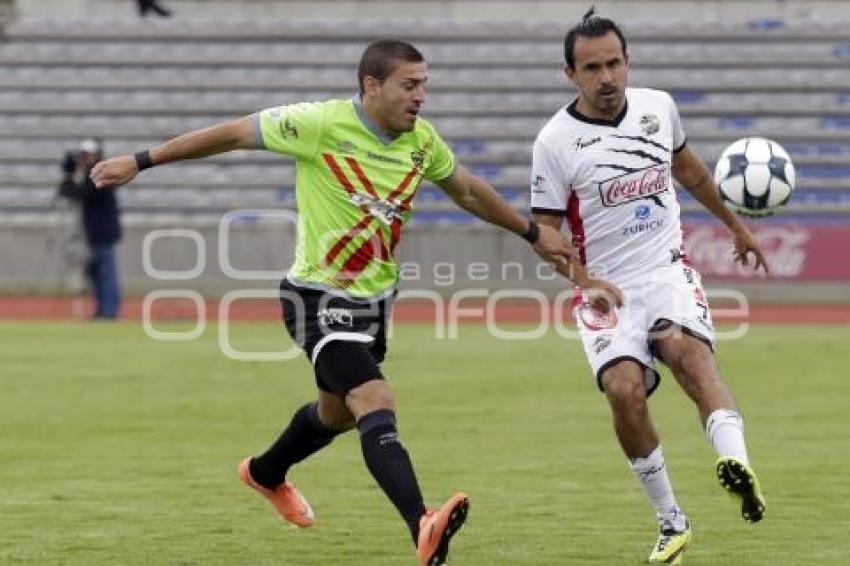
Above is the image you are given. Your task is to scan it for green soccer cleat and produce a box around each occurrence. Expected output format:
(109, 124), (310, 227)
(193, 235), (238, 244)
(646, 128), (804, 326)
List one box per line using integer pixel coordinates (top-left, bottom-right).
(716, 457), (766, 523)
(649, 513), (691, 564)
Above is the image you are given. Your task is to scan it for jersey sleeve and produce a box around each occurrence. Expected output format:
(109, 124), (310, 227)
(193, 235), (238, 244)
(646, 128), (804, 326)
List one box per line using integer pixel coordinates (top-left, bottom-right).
(530, 136), (569, 214)
(257, 101), (326, 159)
(667, 93), (687, 152)
(422, 127), (457, 182)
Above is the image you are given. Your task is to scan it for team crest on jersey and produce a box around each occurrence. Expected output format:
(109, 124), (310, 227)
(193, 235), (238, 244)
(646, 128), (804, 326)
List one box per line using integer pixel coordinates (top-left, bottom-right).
(598, 164), (670, 207)
(410, 149), (425, 170)
(639, 113), (660, 136)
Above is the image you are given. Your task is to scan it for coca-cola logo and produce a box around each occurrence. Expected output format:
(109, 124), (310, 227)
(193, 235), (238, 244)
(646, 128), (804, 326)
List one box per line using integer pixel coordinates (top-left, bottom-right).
(684, 226), (809, 278)
(598, 165), (670, 207)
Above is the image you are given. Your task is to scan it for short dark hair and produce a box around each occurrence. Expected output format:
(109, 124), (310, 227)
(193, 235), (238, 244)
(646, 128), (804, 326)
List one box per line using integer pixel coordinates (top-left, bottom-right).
(564, 7), (628, 71)
(357, 39), (425, 95)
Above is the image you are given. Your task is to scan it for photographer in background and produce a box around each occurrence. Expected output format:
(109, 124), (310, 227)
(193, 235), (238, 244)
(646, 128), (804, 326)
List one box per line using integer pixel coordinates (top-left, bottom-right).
(59, 138), (122, 319)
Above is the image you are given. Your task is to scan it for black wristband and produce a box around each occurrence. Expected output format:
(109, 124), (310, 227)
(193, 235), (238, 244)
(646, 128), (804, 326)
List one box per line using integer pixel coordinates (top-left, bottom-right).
(134, 150), (154, 171)
(521, 219), (540, 244)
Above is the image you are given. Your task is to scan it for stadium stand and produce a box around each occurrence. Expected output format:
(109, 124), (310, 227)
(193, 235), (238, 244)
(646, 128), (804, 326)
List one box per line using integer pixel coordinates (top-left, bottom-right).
(0, 16), (849, 222)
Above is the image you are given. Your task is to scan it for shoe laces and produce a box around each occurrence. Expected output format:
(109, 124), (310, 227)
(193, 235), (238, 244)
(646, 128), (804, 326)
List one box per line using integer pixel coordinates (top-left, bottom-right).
(420, 508), (436, 527)
(657, 508), (688, 548)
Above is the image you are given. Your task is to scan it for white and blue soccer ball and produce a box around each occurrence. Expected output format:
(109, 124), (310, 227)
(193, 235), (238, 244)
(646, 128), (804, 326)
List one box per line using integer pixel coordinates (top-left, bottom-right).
(713, 137), (796, 217)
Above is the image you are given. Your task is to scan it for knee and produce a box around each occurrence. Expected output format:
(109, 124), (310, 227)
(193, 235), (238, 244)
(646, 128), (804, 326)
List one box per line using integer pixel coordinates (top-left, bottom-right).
(603, 370), (648, 413)
(347, 380), (395, 418)
(367, 385), (395, 410)
(317, 403), (356, 432)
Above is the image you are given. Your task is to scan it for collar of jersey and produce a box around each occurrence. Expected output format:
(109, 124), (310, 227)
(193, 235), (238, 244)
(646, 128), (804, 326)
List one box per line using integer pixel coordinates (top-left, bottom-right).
(352, 94), (397, 145)
(566, 98), (628, 127)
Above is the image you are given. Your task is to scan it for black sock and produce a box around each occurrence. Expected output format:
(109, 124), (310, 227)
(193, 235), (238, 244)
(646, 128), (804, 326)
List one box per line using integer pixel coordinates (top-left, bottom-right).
(358, 409), (426, 543)
(250, 402), (339, 490)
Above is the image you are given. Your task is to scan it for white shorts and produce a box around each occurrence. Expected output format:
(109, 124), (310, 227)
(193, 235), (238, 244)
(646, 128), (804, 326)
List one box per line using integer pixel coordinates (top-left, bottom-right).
(574, 261), (715, 396)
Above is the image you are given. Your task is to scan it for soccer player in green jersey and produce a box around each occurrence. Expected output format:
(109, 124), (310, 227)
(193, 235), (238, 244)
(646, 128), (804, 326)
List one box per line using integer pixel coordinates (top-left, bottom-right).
(92, 39), (606, 565)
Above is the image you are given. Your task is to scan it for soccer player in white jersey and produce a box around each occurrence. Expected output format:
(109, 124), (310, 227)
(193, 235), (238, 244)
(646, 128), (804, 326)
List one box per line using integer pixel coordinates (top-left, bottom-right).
(531, 9), (769, 564)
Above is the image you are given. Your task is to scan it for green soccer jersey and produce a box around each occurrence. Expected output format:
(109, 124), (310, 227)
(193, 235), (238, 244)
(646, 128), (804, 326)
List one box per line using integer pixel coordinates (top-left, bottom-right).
(257, 97), (456, 299)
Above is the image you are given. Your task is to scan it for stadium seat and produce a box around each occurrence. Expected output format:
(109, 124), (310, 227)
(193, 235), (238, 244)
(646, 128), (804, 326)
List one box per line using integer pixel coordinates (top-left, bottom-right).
(1, 17), (849, 219)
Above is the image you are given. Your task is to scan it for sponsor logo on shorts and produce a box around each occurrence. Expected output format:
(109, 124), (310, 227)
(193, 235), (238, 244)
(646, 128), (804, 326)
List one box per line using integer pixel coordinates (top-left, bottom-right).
(593, 335), (612, 354)
(317, 308), (353, 327)
(576, 303), (619, 331)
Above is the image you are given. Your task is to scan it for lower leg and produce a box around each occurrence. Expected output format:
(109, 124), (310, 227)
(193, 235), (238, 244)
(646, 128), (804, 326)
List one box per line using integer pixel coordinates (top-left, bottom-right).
(250, 400), (342, 489)
(357, 409), (426, 541)
(603, 363), (684, 522)
(706, 408), (749, 465)
(348, 380), (426, 543)
(658, 337), (750, 465)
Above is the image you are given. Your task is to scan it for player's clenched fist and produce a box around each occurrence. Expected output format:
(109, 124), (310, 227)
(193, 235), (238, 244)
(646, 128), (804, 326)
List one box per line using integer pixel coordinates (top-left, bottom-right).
(90, 155), (139, 190)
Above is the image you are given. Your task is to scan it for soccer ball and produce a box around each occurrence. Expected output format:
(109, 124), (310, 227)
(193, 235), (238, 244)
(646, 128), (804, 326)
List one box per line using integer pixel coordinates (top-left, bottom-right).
(713, 137), (795, 217)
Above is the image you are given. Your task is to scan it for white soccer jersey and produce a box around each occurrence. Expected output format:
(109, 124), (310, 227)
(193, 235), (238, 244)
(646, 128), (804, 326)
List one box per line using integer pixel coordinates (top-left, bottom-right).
(531, 87), (688, 286)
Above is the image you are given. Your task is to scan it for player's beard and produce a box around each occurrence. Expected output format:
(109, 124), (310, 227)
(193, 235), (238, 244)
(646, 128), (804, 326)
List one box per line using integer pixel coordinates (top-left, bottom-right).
(595, 87), (623, 116)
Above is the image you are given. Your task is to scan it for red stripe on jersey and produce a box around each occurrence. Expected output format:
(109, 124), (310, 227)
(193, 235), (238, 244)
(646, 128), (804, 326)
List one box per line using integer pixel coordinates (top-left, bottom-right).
(345, 157), (379, 199)
(566, 190), (586, 265)
(669, 190), (694, 267)
(390, 219), (405, 252)
(322, 154), (357, 195)
(324, 216), (374, 266)
(338, 231), (389, 280)
(389, 171), (421, 251)
(388, 168), (418, 201)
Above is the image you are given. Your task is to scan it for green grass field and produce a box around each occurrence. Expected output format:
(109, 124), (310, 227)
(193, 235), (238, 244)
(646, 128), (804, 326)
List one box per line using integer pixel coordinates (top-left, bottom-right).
(1, 322), (848, 565)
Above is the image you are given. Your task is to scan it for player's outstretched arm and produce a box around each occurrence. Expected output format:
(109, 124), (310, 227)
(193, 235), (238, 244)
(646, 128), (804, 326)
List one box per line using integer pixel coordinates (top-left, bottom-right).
(672, 145), (770, 274)
(90, 115), (258, 190)
(436, 164), (575, 264)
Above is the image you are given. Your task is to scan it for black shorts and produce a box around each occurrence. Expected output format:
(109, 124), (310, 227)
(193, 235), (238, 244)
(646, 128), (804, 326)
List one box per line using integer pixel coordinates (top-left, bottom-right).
(279, 278), (392, 394)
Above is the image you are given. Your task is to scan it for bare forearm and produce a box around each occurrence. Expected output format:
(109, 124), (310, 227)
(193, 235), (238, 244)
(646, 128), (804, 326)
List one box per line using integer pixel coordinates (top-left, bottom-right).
(534, 213), (585, 285)
(552, 256), (590, 286)
(149, 117), (255, 165)
(685, 172), (744, 233)
(450, 175), (529, 234)
(674, 146), (744, 234)
(90, 115), (257, 190)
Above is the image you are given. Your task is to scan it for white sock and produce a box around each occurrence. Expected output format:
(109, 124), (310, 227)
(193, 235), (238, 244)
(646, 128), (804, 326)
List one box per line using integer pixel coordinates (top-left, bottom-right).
(629, 446), (682, 522)
(705, 409), (749, 466)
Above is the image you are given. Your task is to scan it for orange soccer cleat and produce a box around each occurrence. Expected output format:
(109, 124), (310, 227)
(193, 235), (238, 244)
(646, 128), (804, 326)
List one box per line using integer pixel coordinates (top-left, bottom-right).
(416, 493), (470, 566)
(238, 457), (315, 528)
